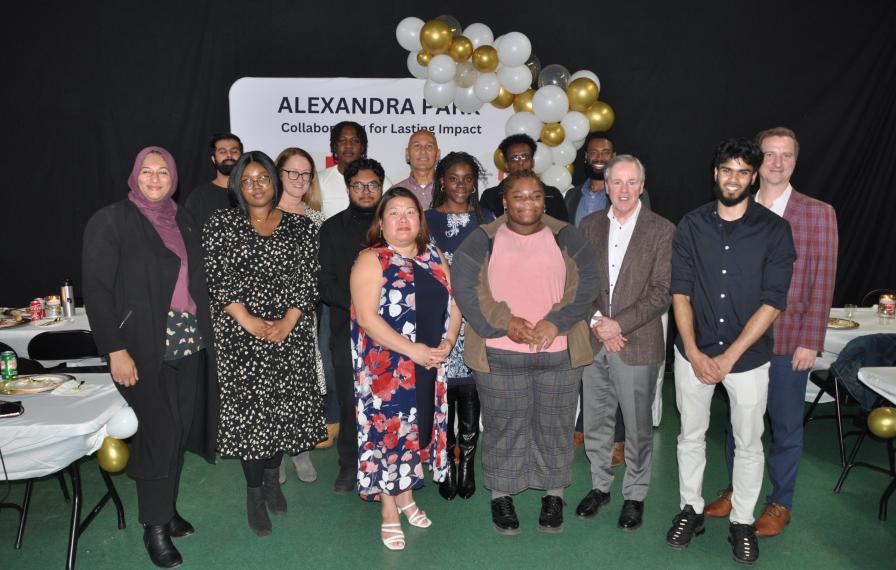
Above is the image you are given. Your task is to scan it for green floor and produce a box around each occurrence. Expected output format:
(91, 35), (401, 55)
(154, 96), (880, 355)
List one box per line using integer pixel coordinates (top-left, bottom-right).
(3, 377), (895, 569)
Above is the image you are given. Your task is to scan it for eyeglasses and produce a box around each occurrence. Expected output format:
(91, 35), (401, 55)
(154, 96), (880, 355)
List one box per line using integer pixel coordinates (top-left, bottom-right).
(349, 181), (382, 193)
(281, 169), (313, 183)
(139, 168), (170, 178)
(507, 153), (532, 162)
(239, 175), (272, 189)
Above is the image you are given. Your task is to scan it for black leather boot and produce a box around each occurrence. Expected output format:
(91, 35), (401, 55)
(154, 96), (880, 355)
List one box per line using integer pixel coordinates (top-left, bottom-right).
(262, 467), (287, 515)
(456, 388), (480, 499)
(143, 524), (183, 568)
(439, 387), (458, 500)
(246, 486), (272, 536)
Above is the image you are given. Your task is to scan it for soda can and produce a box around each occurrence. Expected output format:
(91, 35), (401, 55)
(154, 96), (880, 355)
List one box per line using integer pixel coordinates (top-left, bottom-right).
(30, 299), (44, 320)
(1, 350), (17, 379)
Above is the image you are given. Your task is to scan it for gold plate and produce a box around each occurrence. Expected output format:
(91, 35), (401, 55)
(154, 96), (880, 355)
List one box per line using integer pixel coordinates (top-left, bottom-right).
(1, 373), (75, 394)
(828, 317), (859, 330)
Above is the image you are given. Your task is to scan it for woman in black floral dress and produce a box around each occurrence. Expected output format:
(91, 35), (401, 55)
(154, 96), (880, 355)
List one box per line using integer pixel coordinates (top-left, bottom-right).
(202, 150), (325, 536)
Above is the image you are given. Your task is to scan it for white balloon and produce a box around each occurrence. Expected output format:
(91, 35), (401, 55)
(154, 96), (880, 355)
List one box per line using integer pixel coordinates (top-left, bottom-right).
(533, 142), (553, 174)
(532, 85), (569, 123)
(561, 111), (590, 142)
(570, 69), (601, 91)
(454, 85), (483, 114)
(396, 17), (425, 52)
(424, 79), (456, 107)
(493, 34), (505, 51)
(505, 111), (543, 140)
(407, 51), (427, 79)
(542, 164), (573, 192)
(551, 140), (577, 166)
(473, 72), (500, 102)
(427, 54), (456, 84)
(106, 406), (138, 439)
(497, 31), (532, 67)
(570, 137), (586, 150)
(463, 22), (494, 49)
(497, 64), (533, 94)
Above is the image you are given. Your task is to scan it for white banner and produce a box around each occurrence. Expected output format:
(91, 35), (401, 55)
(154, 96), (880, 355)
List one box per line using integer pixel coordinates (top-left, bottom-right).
(229, 77), (510, 190)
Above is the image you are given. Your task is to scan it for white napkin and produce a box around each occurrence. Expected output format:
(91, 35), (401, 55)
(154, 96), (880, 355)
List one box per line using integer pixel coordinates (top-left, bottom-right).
(51, 379), (98, 397)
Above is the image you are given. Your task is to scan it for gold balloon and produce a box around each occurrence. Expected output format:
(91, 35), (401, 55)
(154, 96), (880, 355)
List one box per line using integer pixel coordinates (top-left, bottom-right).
(490, 87), (514, 109)
(513, 89), (535, 113)
(540, 123), (565, 147)
(566, 77), (600, 112)
(97, 436), (130, 473)
(416, 50), (433, 67)
(494, 148), (506, 172)
(585, 101), (616, 132)
(868, 407), (896, 439)
(448, 36), (473, 63)
(566, 163), (575, 175)
(420, 19), (453, 55)
(472, 45), (499, 73)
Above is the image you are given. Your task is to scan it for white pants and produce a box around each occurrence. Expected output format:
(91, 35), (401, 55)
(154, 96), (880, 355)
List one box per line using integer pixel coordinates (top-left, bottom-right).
(673, 347), (769, 524)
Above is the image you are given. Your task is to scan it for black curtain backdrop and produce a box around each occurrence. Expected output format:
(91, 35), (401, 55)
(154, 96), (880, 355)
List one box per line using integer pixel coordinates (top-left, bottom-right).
(4, 1), (895, 306)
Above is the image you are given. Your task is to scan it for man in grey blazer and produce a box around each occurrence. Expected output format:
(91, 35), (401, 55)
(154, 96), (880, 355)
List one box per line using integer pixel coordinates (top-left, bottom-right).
(575, 155), (675, 531)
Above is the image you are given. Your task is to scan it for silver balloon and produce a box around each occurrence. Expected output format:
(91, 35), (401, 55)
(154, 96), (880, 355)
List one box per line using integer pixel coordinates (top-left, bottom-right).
(538, 64), (571, 90)
(454, 61), (480, 88)
(436, 14), (462, 37)
(525, 54), (542, 89)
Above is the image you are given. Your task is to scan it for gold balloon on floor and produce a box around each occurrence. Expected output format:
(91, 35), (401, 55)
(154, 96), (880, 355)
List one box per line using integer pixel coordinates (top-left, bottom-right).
(566, 77), (600, 112)
(417, 50), (433, 67)
(491, 87), (514, 109)
(513, 89), (535, 113)
(420, 19), (453, 55)
(494, 148), (506, 172)
(97, 436), (130, 472)
(585, 101), (615, 132)
(868, 407), (896, 439)
(472, 45), (499, 73)
(541, 123), (565, 147)
(448, 36), (473, 63)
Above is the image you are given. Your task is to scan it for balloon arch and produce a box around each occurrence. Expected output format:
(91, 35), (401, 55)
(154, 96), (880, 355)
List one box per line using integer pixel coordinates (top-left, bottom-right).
(396, 15), (614, 190)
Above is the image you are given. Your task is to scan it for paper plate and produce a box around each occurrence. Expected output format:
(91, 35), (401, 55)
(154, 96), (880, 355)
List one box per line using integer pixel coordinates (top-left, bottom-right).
(1, 373), (76, 394)
(827, 317), (859, 330)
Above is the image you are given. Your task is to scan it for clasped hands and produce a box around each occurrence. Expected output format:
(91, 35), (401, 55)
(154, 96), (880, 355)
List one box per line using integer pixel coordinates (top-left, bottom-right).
(687, 349), (736, 385)
(591, 316), (627, 353)
(409, 338), (454, 370)
(241, 313), (300, 343)
(508, 316), (559, 352)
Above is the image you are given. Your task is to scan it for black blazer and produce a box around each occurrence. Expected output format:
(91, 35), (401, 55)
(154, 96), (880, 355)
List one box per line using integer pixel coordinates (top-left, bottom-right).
(82, 199), (218, 478)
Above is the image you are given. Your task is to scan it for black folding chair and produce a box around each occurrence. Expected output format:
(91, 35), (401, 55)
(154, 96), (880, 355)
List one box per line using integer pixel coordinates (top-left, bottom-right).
(0, 341), (45, 375)
(26, 331), (108, 373)
(803, 368), (859, 467)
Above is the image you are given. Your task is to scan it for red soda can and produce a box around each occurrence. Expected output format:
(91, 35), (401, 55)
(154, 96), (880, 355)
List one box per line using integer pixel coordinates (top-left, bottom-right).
(30, 299), (44, 320)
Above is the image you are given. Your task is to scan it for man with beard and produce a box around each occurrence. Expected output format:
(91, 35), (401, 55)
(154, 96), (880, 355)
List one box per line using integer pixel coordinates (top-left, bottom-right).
(318, 122), (391, 218)
(319, 158), (385, 493)
(391, 129), (440, 209)
(184, 132), (243, 226)
(704, 128), (838, 537)
(665, 138), (794, 566)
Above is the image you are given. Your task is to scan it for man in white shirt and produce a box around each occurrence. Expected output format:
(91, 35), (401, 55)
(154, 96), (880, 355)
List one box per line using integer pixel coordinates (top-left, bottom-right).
(576, 155), (676, 531)
(391, 129), (440, 209)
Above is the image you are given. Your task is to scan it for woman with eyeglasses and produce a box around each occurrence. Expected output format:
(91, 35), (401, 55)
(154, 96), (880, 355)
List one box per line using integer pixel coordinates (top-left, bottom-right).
(203, 151), (326, 537)
(83, 146), (218, 568)
(425, 152), (494, 501)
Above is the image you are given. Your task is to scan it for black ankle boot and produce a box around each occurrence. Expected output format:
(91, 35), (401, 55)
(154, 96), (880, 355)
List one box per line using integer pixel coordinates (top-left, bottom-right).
(262, 467), (287, 515)
(439, 387), (459, 500)
(246, 486), (272, 536)
(143, 524), (183, 568)
(456, 388), (480, 499)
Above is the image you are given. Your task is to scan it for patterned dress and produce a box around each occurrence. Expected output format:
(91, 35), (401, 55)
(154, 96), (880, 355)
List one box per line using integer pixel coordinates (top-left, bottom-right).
(351, 244), (451, 498)
(203, 209), (326, 459)
(424, 209), (495, 386)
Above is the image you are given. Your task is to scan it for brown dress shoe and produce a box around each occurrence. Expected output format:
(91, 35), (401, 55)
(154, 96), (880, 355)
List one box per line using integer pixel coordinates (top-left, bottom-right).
(704, 489), (733, 517)
(755, 503), (790, 537)
(315, 422), (340, 449)
(573, 432), (585, 448)
(611, 442), (625, 467)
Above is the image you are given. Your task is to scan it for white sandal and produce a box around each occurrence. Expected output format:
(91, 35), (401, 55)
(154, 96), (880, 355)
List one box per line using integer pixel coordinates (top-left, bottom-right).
(398, 501), (432, 528)
(381, 523), (405, 550)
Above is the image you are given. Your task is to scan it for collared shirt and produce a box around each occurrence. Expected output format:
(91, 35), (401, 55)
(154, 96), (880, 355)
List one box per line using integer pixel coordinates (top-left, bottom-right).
(671, 199), (796, 373)
(392, 174), (434, 210)
(755, 184), (792, 217)
(575, 180), (609, 226)
(607, 202), (642, 314)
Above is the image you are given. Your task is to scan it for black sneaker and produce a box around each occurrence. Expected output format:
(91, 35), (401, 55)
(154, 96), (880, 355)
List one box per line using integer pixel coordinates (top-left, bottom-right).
(729, 522), (759, 565)
(666, 505), (705, 549)
(537, 495), (565, 534)
(575, 489), (610, 519)
(491, 496), (521, 535)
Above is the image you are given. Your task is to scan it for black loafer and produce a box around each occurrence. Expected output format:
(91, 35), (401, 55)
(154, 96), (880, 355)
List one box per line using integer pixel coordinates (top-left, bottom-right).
(537, 495), (564, 533)
(729, 522), (759, 565)
(666, 505), (705, 549)
(618, 500), (644, 531)
(333, 467), (356, 495)
(143, 524), (183, 568)
(575, 489), (610, 519)
(166, 512), (195, 538)
(490, 496), (521, 535)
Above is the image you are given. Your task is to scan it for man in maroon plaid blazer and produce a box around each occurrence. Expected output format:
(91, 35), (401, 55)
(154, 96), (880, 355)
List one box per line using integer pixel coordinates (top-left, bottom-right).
(705, 127), (839, 536)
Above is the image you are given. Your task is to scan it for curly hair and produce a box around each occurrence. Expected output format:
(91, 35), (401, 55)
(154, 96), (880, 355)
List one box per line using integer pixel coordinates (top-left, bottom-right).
(430, 151), (488, 222)
(329, 121), (368, 158)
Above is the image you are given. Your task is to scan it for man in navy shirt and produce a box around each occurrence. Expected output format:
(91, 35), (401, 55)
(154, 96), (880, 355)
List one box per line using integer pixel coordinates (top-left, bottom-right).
(664, 138), (795, 565)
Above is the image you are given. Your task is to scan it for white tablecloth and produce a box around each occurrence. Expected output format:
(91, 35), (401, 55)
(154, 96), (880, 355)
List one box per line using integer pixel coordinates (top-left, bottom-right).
(0, 373), (126, 480)
(858, 367), (896, 403)
(0, 311), (104, 367)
